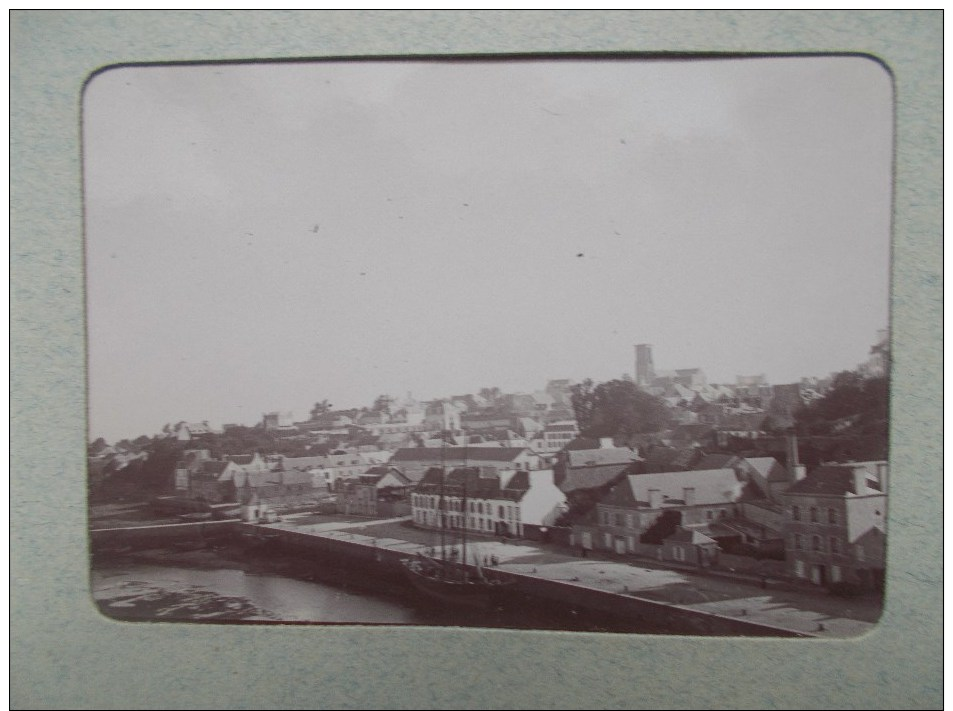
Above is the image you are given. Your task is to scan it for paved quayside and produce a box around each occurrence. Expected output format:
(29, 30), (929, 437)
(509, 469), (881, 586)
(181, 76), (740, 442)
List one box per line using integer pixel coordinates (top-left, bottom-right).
(258, 513), (880, 638)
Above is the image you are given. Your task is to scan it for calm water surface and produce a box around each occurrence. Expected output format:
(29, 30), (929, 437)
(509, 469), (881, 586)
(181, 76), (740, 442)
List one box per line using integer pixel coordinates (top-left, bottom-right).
(92, 564), (427, 624)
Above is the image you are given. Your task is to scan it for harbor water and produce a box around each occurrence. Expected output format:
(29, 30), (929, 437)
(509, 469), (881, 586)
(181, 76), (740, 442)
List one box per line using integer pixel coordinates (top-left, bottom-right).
(90, 548), (665, 633)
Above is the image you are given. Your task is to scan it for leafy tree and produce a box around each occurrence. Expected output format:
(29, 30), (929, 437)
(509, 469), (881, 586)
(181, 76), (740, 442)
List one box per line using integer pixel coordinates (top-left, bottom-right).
(794, 371), (888, 437)
(88, 437), (108, 455)
(570, 378), (671, 438)
(309, 400), (333, 419)
(478, 387), (501, 404)
(372, 394), (393, 414)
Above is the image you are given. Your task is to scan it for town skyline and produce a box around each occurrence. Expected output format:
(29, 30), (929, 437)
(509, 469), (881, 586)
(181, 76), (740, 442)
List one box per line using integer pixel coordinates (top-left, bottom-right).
(90, 330), (886, 443)
(83, 57), (892, 444)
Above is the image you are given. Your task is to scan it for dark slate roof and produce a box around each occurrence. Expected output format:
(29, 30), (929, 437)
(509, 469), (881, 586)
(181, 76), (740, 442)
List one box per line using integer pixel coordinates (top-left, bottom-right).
(641, 446), (701, 473)
(784, 464), (884, 496)
(560, 463), (633, 495)
(363, 466), (412, 486)
(563, 437), (602, 451)
(665, 527), (717, 545)
(566, 447), (641, 468)
(505, 470), (530, 491)
(278, 456), (326, 471)
(604, 469), (744, 509)
(692, 454), (741, 471)
(414, 466), (529, 502)
(743, 457), (789, 483)
(200, 460), (230, 475)
(391, 447), (528, 463)
(545, 423), (579, 433)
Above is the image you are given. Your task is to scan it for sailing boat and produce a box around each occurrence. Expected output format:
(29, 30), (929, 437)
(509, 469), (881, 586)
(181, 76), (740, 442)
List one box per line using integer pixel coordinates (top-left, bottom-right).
(401, 433), (515, 609)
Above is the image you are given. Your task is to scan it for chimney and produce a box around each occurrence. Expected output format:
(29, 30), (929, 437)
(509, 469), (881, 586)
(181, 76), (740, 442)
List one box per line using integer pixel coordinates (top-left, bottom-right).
(683, 487), (696, 506)
(599, 437), (614, 449)
(876, 462), (888, 492)
(648, 488), (662, 509)
(852, 465), (869, 495)
(786, 432), (806, 482)
(786, 432), (800, 467)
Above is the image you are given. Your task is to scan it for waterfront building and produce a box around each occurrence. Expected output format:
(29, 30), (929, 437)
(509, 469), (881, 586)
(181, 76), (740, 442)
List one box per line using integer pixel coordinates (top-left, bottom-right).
(236, 468), (315, 509)
(314, 449), (393, 490)
(781, 461), (887, 589)
(410, 466), (566, 538)
(339, 466), (413, 517)
(556, 439), (642, 495)
(571, 466), (755, 555)
(390, 446), (542, 483)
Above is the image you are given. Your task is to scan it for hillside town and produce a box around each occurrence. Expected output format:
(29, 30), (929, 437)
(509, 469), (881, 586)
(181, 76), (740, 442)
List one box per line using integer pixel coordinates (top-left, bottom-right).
(89, 331), (889, 598)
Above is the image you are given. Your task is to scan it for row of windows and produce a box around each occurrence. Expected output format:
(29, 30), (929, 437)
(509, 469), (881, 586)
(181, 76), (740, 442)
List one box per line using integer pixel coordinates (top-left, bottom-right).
(791, 505), (838, 524)
(792, 533), (841, 554)
(599, 508), (726, 527)
(413, 511), (516, 532)
(412, 496), (519, 520)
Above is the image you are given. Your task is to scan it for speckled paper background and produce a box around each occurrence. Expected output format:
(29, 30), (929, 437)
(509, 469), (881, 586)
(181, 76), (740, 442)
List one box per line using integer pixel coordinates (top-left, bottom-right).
(11, 11), (942, 710)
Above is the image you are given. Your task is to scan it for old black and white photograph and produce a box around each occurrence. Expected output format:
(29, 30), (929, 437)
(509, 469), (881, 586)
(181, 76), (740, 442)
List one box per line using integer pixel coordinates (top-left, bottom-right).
(84, 56), (892, 636)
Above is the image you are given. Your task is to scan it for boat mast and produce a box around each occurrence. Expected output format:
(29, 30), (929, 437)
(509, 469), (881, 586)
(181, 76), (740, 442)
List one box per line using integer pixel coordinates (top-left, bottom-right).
(461, 428), (468, 574)
(439, 435), (446, 564)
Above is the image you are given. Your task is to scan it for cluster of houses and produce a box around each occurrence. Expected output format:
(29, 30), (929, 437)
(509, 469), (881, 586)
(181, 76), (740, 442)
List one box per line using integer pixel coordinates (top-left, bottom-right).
(162, 428), (887, 591)
(97, 331), (890, 592)
(564, 434), (886, 590)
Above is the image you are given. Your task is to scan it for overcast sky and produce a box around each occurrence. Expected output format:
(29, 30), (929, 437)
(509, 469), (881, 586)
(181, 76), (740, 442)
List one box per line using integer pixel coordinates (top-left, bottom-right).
(84, 56), (892, 442)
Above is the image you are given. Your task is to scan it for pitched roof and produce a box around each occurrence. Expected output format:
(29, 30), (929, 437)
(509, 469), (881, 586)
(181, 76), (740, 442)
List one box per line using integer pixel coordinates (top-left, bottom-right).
(692, 454), (741, 471)
(607, 468), (744, 509)
(545, 423), (579, 433)
(566, 447), (641, 468)
(784, 463), (885, 497)
(239, 470), (313, 488)
(200, 460), (230, 476)
(278, 456), (326, 471)
(414, 466), (531, 501)
(559, 464), (631, 494)
(228, 454), (256, 466)
(665, 527), (718, 545)
(641, 445), (701, 473)
(391, 447), (529, 463)
(743, 457), (789, 483)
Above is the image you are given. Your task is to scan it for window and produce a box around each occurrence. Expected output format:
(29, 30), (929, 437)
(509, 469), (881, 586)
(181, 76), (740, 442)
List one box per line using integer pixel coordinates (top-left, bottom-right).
(812, 535), (823, 552)
(499, 506), (505, 518)
(706, 510), (714, 520)
(794, 534), (802, 550)
(792, 506), (801, 521)
(828, 508), (837, 525)
(601, 510), (610, 526)
(830, 565), (842, 583)
(673, 546), (685, 562)
(614, 513), (624, 527)
(810, 507), (818, 523)
(855, 545), (865, 562)
(830, 537), (840, 554)
(794, 560), (805, 578)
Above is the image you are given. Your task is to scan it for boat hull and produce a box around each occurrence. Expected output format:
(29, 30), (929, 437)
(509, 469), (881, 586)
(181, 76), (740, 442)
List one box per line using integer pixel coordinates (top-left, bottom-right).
(401, 557), (514, 610)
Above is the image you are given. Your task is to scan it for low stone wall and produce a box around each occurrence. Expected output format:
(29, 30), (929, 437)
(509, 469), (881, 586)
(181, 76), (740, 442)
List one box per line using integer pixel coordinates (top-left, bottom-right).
(89, 520), (241, 548)
(251, 524), (811, 637)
